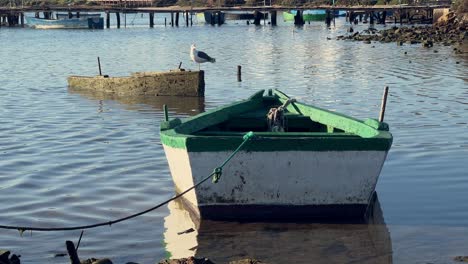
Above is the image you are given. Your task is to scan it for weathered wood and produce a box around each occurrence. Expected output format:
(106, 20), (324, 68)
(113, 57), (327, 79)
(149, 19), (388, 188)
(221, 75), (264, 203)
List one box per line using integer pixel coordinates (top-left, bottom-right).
(185, 11), (189, 27)
(165, 17), (167, 26)
(270, 10), (277, 26)
(381, 11), (387, 24)
(76, 11), (80, 18)
(116, 12), (120, 28)
(175, 11), (179, 26)
(379, 86), (389, 122)
(171, 12), (174, 26)
(370, 11), (374, 24)
(237, 65), (242, 82)
(20, 12), (24, 27)
(66, 241), (81, 264)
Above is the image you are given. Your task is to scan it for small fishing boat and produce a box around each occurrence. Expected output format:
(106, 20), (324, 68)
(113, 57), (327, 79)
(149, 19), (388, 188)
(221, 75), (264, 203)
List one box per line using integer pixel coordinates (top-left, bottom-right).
(25, 16), (104, 29)
(283, 10), (327, 22)
(161, 89), (392, 221)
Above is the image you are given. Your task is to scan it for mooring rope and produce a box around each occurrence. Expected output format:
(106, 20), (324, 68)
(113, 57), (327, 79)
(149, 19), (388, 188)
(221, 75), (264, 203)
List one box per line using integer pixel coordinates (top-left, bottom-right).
(0, 132), (255, 233)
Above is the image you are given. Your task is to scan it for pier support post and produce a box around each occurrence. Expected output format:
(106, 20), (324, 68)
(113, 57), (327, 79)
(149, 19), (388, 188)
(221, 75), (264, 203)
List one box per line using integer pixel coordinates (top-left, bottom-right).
(20, 12), (24, 27)
(106, 12), (110, 28)
(185, 11), (189, 27)
(150, 12), (154, 28)
(253, 10), (261, 25)
(171, 12), (174, 26)
(68, 11), (72, 18)
(325, 10), (332, 26)
(76, 12), (80, 18)
(370, 12), (375, 25)
(381, 11), (387, 24)
(116, 12), (121, 28)
(294, 10), (304, 25)
(270, 10), (277, 26)
(175, 12), (179, 27)
(165, 17), (167, 26)
(217, 11), (222, 25)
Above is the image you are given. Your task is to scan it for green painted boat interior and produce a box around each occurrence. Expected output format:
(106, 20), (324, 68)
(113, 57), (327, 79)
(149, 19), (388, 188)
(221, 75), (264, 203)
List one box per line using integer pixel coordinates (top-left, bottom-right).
(160, 90), (393, 151)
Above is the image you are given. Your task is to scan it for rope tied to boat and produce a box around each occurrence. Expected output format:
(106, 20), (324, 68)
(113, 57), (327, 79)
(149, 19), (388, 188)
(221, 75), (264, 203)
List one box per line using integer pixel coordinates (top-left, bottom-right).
(267, 98), (296, 132)
(0, 132), (255, 233)
(212, 131), (256, 183)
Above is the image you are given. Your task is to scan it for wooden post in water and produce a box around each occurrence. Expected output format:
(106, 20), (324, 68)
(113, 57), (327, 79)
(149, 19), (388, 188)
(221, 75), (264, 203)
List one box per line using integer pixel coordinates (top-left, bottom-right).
(185, 11), (189, 27)
(66, 241), (81, 264)
(171, 12), (174, 27)
(270, 10), (277, 26)
(76, 12), (80, 18)
(253, 10), (261, 25)
(106, 12), (110, 28)
(116, 12), (121, 28)
(379, 86), (389, 122)
(237, 65), (242, 82)
(370, 11), (374, 25)
(381, 11), (387, 24)
(20, 12), (24, 27)
(217, 11), (222, 25)
(294, 10), (305, 25)
(150, 12), (154, 28)
(165, 17), (167, 26)
(97, 57), (102, 76)
(190, 12), (193, 26)
(175, 12), (179, 27)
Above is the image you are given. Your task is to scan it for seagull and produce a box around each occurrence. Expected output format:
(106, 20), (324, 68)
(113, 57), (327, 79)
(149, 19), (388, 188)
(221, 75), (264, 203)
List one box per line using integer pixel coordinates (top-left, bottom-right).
(190, 44), (216, 70)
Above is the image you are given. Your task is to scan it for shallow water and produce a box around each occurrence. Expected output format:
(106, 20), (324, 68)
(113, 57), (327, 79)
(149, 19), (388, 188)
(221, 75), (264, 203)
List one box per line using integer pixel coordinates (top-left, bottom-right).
(0, 13), (467, 263)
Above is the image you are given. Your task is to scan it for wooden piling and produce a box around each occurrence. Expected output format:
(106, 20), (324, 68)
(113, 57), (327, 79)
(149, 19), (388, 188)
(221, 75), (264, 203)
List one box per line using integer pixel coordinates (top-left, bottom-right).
(171, 12), (174, 27)
(370, 12), (375, 24)
(294, 10), (305, 25)
(325, 10), (332, 26)
(185, 11), (189, 27)
(190, 12), (193, 26)
(217, 11), (222, 25)
(68, 11), (72, 18)
(66, 241), (81, 264)
(175, 12), (179, 27)
(20, 12), (24, 27)
(165, 17), (167, 26)
(237, 65), (242, 82)
(379, 86), (389, 122)
(150, 12), (154, 28)
(253, 10), (261, 25)
(76, 11), (80, 18)
(106, 12), (110, 28)
(382, 11), (387, 24)
(116, 12), (121, 28)
(97, 57), (102, 76)
(270, 10), (277, 26)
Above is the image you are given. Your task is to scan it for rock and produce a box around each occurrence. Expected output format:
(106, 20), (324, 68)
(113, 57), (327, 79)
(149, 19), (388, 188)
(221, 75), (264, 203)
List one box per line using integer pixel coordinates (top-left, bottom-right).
(364, 40), (371, 44)
(397, 41), (404, 46)
(454, 256), (468, 262)
(434, 50), (439, 53)
(159, 257), (215, 264)
(92, 259), (113, 264)
(229, 259), (264, 264)
(9, 255), (20, 264)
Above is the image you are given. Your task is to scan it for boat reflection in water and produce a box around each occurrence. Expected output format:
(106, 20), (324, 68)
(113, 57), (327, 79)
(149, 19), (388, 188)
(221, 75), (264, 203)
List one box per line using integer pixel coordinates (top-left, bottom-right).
(68, 88), (205, 116)
(164, 194), (392, 263)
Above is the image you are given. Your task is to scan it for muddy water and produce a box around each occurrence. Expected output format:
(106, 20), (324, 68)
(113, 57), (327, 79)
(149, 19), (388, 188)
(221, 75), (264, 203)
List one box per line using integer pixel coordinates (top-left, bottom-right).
(0, 13), (467, 263)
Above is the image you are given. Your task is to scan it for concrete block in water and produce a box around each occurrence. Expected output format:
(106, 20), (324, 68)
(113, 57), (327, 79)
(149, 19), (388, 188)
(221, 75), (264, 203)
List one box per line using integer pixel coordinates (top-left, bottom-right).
(68, 70), (205, 97)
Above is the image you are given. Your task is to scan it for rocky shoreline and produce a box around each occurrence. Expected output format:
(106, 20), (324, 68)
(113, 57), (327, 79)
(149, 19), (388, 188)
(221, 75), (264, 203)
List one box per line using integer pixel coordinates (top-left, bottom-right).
(337, 11), (467, 49)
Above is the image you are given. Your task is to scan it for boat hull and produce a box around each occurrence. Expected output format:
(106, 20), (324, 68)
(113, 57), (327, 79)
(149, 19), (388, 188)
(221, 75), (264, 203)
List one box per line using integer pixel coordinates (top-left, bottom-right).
(163, 145), (388, 221)
(26, 17), (104, 29)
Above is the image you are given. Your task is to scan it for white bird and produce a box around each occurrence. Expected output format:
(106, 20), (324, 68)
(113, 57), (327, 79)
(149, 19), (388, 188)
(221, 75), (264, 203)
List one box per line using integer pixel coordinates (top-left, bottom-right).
(190, 44), (216, 70)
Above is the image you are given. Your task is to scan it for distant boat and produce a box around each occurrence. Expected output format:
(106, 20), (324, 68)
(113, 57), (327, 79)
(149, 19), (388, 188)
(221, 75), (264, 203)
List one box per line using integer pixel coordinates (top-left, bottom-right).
(160, 89), (393, 221)
(25, 16), (104, 29)
(56, 13), (102, 20)
(199, 11), (225, 25)
(283, 10), (327, 22)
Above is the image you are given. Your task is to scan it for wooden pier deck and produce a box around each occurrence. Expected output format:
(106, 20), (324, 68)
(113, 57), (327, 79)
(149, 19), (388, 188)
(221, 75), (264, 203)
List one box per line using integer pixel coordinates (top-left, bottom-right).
(0, 2), (451, 27)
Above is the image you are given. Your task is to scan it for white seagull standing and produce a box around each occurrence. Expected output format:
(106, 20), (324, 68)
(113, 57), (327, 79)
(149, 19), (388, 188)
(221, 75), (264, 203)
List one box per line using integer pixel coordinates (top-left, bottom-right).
(190, 44), (216, 70)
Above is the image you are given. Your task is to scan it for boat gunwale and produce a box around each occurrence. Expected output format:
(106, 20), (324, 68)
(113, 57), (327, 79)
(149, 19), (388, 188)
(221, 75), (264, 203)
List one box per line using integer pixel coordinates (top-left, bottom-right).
(160, 89), (392, 152)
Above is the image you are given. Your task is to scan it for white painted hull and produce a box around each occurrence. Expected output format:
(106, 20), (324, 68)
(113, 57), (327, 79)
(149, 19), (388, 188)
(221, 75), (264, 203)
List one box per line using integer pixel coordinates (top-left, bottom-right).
(164, 145), (388, 219)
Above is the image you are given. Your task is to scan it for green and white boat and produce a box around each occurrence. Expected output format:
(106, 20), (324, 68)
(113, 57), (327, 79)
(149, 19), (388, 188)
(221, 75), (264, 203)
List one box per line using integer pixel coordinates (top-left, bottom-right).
(160, 89), (392, 221)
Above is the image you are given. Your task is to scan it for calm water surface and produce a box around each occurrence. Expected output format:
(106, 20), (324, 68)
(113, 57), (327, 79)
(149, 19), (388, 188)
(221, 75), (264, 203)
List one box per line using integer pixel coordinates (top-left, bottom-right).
(0, 14), (467, 263)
